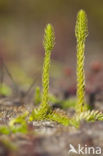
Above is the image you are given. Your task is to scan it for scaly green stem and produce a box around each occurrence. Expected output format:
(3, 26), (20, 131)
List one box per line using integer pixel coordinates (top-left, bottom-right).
(75, 9), (88, 112)
(37, 24), (55, 118)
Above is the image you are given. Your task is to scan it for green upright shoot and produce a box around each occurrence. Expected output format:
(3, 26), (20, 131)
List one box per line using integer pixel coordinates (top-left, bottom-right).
(40, 24), (55, 117)
(75, 10), (88, 112)
(31, 24), (55, 120)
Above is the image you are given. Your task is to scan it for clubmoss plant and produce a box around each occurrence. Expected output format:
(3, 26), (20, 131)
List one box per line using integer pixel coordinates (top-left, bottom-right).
(40, 24), (55, 116)
(75, 9), (88, 112)
(30, 24), (55, 120)
(29, 24), (70, 126)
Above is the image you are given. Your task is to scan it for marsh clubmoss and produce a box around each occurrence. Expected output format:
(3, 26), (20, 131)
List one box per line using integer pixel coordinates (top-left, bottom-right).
(29, 24), (70, 126)
(39, 24), (55, 117)
(31, 24), (55, 120)
(75, 9), (88, 112)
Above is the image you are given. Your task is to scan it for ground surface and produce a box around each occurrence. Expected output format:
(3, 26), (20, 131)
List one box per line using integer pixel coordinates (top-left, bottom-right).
(0, 95), (103, 156)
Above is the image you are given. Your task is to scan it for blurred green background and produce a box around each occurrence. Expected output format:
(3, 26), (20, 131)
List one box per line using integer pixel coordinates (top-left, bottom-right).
(0, 0), (103, 88)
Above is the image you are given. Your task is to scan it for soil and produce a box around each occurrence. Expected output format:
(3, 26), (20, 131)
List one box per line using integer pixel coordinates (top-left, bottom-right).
(0, 94), (103, 156)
